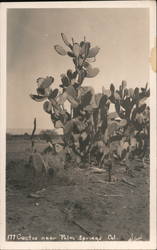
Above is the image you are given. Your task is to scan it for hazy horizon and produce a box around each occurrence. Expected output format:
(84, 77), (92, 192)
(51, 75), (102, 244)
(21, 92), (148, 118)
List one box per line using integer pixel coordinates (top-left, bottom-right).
(7, 8), (149, 130)
(7, 128), (45, 135)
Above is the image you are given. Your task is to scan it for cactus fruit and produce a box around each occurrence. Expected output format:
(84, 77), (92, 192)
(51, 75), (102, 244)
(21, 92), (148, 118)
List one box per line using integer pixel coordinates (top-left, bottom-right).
(54, 45), (67, 56)
(43, 101), (52, 114)
(87, 46), (100, 58)
(86, 67), (99, 78)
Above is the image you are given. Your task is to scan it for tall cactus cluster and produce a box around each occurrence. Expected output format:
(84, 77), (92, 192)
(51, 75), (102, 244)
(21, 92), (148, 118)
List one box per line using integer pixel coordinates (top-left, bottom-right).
(30, 33), (150, 166)
(112, 81), (149, 123)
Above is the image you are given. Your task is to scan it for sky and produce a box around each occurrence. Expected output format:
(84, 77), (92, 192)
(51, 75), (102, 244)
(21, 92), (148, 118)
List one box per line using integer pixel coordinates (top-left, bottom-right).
(7, 8), (149, 132)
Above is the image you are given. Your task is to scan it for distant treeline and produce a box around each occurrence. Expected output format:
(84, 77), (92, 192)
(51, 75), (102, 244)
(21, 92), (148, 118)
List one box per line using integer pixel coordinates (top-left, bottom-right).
(6, 133), (39, 140)
(6, 129), (59, 141)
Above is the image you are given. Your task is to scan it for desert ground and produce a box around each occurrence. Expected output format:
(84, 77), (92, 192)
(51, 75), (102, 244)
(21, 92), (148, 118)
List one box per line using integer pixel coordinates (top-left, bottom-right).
(6, 138), (149, 241)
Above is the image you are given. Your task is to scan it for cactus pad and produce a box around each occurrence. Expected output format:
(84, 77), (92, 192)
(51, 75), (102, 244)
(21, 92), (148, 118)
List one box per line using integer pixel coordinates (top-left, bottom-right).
(73, 43), (81, 57)
(87, 46), (100, 58)
(37, 76), (54, 89)
(43, 101), (52, 114)
(54, 45), (67, 56)
(61, 33), (72, 48)
(30, 94), (47, 102)
(86, 67), (99, 78)
(48, 89), (59, 99)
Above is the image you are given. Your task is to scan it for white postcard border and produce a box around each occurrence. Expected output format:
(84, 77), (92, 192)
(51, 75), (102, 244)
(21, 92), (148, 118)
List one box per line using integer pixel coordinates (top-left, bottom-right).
(0, 1), (156, 250)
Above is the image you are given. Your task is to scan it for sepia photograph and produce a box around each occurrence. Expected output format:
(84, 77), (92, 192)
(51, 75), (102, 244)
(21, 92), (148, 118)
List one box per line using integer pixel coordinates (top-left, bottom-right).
(0, 1), (156, 250)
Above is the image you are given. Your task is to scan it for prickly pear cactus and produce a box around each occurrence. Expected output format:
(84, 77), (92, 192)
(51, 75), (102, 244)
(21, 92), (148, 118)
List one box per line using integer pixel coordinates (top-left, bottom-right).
(30, 33), (150, 171)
